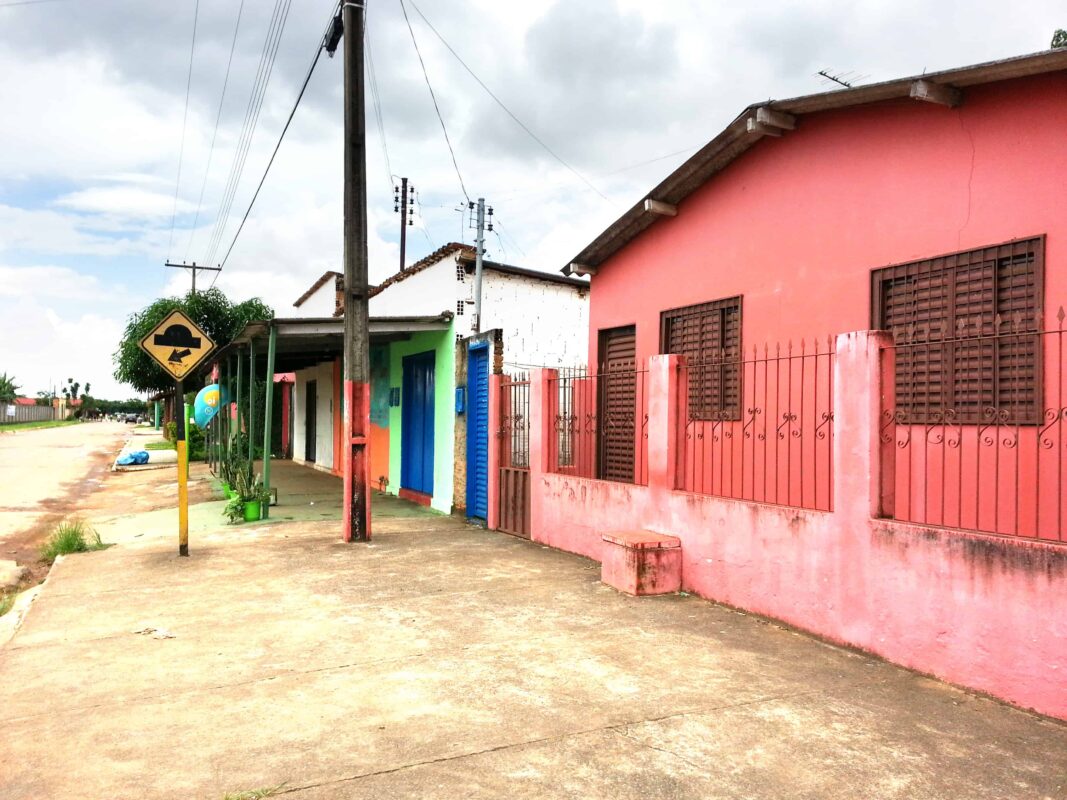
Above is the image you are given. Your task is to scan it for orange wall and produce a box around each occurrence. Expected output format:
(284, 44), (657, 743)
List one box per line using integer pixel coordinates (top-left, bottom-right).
(588, 74), (1067, 367)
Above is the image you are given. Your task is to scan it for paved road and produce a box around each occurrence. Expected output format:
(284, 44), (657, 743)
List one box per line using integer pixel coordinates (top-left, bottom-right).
(0, 421), (127, 544)
(1, 468), (1064, 799)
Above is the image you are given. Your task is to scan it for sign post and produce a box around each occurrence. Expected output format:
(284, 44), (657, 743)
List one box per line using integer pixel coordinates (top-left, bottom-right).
(138, 310), (216, 556)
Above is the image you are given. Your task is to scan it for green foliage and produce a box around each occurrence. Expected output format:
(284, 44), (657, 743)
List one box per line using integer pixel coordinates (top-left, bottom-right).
(0, 592), (14, 618)
(187, 422), (206, 460)
(113, 287), (273, 394)
(164, 421), (178, 442)
(0, 419), (80, 431)
(40, 520), (106, 563)
(0, 372), (19, 404)
(144, 441), (176, 451)
(222, 785), (286, 800)
(94, 398), (150, 414)
(1053, 29), (1067, 48)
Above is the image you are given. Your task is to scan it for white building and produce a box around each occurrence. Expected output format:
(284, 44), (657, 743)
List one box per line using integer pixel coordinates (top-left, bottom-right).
(286, 243), (588, 517)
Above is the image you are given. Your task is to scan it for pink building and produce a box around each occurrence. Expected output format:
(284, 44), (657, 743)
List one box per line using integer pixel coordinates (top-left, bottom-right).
(488, 50), (1067, 720)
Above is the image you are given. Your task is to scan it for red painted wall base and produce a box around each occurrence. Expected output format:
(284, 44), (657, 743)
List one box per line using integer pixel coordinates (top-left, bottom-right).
(398, 488), (432, 507)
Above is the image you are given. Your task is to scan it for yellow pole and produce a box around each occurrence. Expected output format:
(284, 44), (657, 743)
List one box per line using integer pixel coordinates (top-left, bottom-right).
(176, 379), (189, 557)
(177, 439), (189, 556)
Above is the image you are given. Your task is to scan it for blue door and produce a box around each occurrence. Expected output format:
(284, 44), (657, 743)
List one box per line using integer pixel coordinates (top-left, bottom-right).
(466, 344), (490, 519)
(401, 351), (435, 495)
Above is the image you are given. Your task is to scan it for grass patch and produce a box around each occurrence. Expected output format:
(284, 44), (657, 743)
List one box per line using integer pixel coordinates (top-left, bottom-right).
(39, 519), (107, 563)
(144, 440), (176, 451)
(222, 786), (286, 800)
(0, 419), (80, 432)
(0, 592), (13, 618)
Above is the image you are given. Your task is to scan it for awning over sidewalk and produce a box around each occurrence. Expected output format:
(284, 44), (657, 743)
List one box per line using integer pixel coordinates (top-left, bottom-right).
(209, 313), (453, 373)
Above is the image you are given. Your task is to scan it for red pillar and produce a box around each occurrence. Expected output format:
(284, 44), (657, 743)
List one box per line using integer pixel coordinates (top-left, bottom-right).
(342, 380), (372, 541)
(486, 373), (502, 530)
(280, 382), (291, 458)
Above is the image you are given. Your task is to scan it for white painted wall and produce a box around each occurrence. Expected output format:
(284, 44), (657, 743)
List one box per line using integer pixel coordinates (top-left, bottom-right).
(471, 270), (589, 368)
(291, 277), (338, 319)
(369, 254), (461, 318)
(292, 362), (335, 470)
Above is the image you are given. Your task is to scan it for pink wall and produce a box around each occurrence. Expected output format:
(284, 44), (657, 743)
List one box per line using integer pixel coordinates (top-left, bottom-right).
(525, 342), (1067, 720)
(588, 74), (1067, 368)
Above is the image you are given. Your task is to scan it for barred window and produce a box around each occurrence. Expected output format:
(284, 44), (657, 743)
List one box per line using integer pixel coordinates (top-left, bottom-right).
(871, 237), (1043, 424)
(661, 296), (742, 420)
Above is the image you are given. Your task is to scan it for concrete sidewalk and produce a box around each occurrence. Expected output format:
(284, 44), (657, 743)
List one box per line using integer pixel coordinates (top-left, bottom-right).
(1, 505), (1065, 799)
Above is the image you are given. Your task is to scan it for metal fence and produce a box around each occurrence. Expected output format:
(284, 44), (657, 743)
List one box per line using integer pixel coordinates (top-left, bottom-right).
(3, 404), (58, 424)
(678, 340), (835, 511)
(549, 366), (649, 485)
(499, 371), (530, 468)
(880, 311), (1067, 542)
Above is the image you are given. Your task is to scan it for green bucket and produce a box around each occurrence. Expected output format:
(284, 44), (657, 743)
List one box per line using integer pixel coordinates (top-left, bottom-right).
(243, 500), (262, 522)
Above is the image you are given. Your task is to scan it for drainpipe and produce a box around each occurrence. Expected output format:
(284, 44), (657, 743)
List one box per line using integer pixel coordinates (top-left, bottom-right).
(261, 323), (277, 518)
(473, 197), (485, 333)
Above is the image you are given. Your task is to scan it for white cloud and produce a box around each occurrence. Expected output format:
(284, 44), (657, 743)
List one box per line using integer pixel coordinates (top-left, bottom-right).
(0, 265), (115, 301)
(55, 186), (194, 219)
(0, 299), (127, 399)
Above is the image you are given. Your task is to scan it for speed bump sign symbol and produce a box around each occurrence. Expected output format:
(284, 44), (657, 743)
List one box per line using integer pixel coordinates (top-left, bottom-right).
(139, 310), (215, 379)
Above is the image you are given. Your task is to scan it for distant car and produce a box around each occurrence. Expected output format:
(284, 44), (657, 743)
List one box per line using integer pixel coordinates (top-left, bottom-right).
(124, 413), (139, 423)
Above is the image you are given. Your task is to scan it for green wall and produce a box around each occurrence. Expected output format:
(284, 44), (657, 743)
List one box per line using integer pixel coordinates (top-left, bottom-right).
(387, 326), (455, 513)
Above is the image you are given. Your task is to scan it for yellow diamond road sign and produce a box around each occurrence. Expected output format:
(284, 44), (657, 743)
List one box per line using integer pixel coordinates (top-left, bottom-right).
(139, 310), (216, 380)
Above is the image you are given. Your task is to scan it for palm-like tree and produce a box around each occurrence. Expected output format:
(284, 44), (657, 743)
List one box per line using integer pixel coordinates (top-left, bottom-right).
(0, 373), (20, 404)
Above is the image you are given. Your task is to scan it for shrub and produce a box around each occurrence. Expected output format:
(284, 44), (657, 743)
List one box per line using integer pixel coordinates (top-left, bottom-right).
(0, 592), (13, 618)
(40, 520), (106, 563)
(164, 421), (177, 442)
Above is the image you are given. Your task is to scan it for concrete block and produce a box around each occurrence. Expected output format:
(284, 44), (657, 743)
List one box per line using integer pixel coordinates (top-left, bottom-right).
(0, 559), (28, 590)
(600, 530), (681, 596)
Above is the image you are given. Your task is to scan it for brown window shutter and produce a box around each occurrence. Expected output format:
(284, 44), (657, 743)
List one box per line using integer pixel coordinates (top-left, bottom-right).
(660, 296), (742, 420)
(874, 237), (1042, 424)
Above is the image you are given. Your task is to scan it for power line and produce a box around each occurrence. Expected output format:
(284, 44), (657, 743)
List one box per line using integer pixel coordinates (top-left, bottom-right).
(365, 3), (393, 197)
(184, 0), (246, 259)
(406, 0), (611, 204)
(203, 0), (292, 266)
(398, 0), (469, 204)
(211, 8), (334, 281)
(205, 0), (291, 264)
(167, 0), (200, 259)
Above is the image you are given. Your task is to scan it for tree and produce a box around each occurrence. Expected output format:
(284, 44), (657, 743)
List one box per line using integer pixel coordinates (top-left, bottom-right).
(1054, 29), (1067, 48)
(0, 373), (18, 404)
(113, 288), (273, 395)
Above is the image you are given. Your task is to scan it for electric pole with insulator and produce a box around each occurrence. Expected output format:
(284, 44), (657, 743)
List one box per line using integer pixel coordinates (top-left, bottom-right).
(327, 0), (371, 542)
(471, 198), (493, 333)
(394, 177), (414, 272)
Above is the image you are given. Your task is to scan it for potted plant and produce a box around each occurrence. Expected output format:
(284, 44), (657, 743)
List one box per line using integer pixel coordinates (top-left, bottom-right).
(222, 461), (262, 523)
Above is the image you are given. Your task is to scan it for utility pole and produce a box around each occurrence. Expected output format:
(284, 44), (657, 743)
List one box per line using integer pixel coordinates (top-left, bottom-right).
(394, 177), (414, 272)
(329, 0), (371, 542)
(472, 198), (485, 332)
(164, 260), (221, 294)
(470, 199), (492, 332)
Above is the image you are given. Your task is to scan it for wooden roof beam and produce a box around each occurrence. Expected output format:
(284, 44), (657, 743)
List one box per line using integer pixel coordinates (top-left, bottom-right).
(643, 198), (677, 217)
(910, 79), (963, 108)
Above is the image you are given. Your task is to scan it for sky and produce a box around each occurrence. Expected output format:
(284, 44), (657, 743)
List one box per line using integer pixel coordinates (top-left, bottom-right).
(0, 0), (1062, 399)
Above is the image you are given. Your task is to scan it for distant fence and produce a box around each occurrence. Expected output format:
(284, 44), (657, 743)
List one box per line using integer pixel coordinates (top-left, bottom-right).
(3, 404), (58, 424)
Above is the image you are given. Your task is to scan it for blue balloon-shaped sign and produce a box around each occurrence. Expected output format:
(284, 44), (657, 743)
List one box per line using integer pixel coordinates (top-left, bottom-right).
(193, 384), (229, 429)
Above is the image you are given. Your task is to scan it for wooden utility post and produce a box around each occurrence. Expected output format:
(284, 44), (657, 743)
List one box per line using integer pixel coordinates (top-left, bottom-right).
(395, 177), (413, 272)
(340, 0), (371, 542)
(164, 261), (221, 294)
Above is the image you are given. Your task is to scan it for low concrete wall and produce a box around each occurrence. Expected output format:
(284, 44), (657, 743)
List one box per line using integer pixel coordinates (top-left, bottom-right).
(525, 333), (1067, 720)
